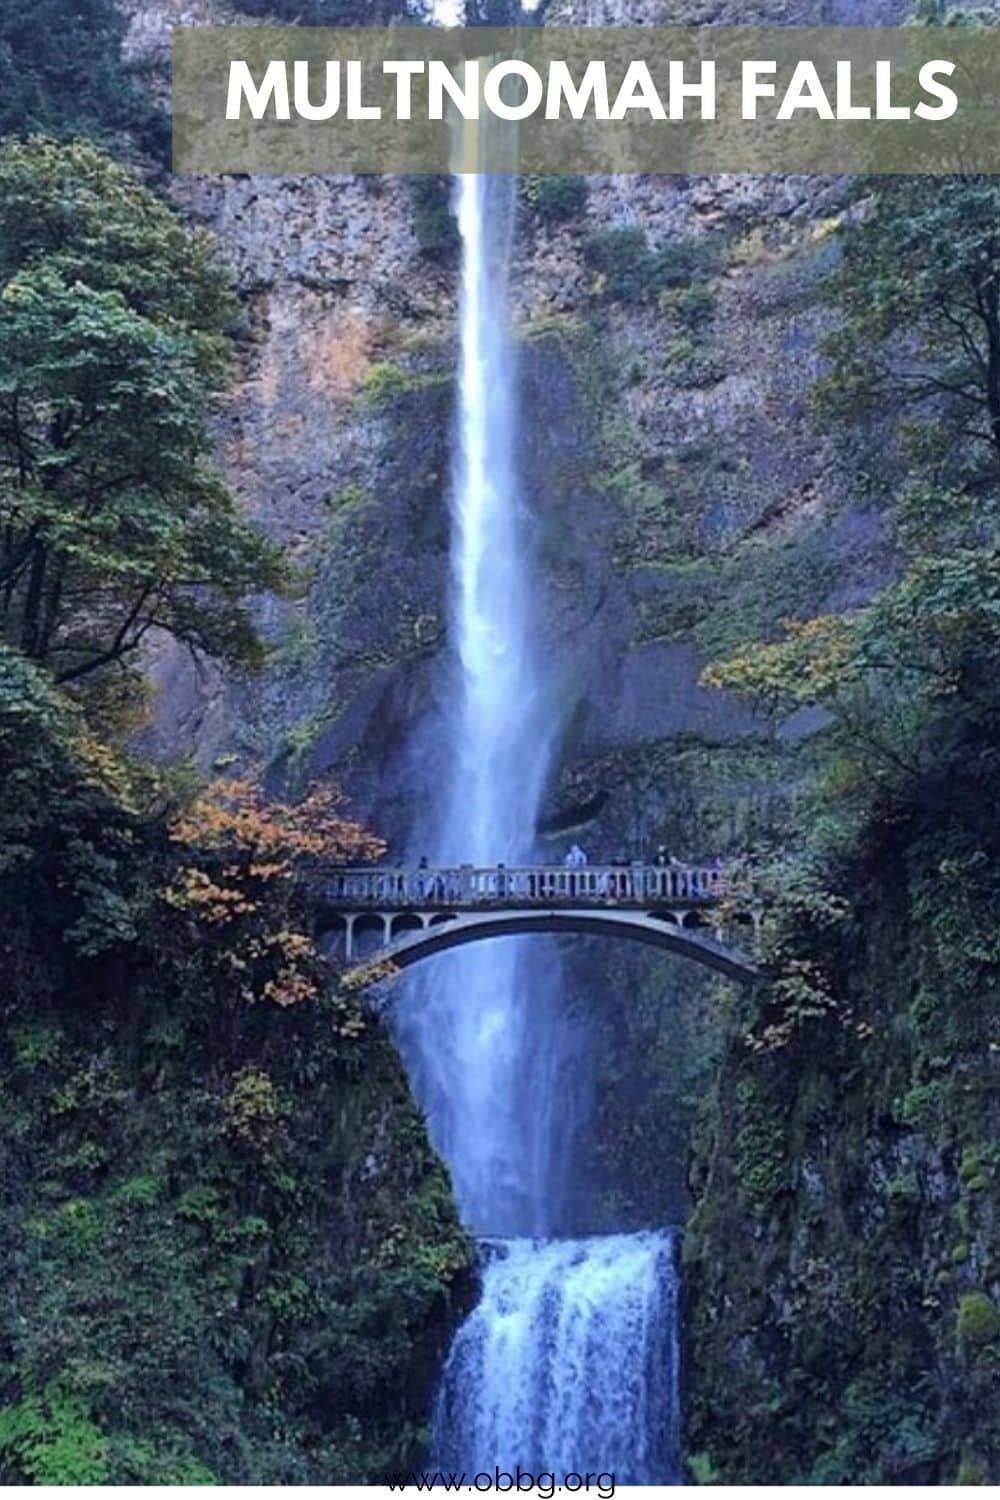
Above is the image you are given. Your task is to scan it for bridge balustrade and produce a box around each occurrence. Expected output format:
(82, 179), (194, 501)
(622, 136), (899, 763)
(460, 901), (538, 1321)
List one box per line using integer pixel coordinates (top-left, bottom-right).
(324, 862), (726, 907)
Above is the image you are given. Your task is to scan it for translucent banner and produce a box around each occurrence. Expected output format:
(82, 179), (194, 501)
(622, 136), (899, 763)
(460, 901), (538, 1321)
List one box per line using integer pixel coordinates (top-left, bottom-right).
(173, 25), (1000, 175)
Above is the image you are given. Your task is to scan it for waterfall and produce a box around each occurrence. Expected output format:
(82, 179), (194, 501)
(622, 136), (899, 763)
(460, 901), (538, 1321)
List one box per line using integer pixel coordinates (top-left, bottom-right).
(394, 161), (579, 1238)
(443, 167), (548, 865)
(391, 96), (682, 1483)
(434, 1232), (681, 1482)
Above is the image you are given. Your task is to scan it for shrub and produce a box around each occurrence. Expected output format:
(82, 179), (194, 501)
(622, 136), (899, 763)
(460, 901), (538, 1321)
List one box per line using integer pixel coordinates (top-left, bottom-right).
(957, 1292), (1000, 1347)
(584, 226), (657, 305)
(660, 282), (715, 329)
(522, 174), (588, 224)
(408, 176), (459, 255)
(584, 226), (721, 306)
(362, 361), (412, 405)
(733, 1079), (787, 1213)
(0, 1392), (108, 1484)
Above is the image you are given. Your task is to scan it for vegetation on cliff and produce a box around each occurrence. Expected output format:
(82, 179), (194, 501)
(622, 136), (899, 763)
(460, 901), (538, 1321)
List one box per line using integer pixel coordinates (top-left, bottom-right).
(686, 175), (1000, 1484)
(0, 681), (469, 1480)
(0, 139), (288, 688)
(0, 0), (166, 157)
(0, 129), (469, 1484)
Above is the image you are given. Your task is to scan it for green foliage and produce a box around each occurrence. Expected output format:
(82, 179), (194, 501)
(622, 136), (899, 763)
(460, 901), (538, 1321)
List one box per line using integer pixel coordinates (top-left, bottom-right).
(897, 1079), (946, 1136)
(408, 175), (460, 256)
(0, 138), (286, 688)
(957, 1293), (1000, 1347)
(522, 174), (588, 225)
(959, 1146), (992, 1192)
(584, 227), (659, 305)
(957, 1456), (989, 1484)
(362, 360), (413, 405)
(686, 1449), (722, 1484)
(664, 332), (723, 389)
(359, 360), (448, 411)
(10, 1021), (61, 1070)
(732, 1079), (787, 1212)
(806, 1380), (941, 1485)
(0, 0), (167, 157)
(659, 282), (715, 329)
(0, 1390), (109, 1484)
(0, 644), (142, 956)
(584, 226), (720, 306)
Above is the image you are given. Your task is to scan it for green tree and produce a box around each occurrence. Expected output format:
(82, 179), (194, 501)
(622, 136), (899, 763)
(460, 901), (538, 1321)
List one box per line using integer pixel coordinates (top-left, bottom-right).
(817, 176), (1000, 466)
(0, 643), (144, 956)
(0, 139), (286, 687)
(708, 177), (1000, 811)
(0, 0), (166, 157)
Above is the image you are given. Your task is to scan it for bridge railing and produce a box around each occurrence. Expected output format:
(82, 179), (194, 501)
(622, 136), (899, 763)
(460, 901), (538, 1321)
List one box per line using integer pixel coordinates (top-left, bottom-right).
(324, 862), (726, 907)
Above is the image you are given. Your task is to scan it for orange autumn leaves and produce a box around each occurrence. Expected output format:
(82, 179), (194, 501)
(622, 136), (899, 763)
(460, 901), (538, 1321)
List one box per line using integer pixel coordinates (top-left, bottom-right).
(166, 776), (382, 1007)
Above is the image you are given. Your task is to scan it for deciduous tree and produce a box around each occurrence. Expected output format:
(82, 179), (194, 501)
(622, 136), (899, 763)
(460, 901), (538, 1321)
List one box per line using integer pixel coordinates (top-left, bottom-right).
(0, 139), (286, 688)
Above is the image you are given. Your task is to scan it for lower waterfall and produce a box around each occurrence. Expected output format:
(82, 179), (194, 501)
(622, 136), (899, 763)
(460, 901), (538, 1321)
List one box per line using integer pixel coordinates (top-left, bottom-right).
(433, 1232), (681, 1484)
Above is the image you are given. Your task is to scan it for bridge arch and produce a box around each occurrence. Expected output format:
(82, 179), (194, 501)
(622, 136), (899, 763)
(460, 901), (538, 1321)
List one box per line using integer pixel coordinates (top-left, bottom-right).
(335, 906), (759, 987)
(390, 912), (425, 942)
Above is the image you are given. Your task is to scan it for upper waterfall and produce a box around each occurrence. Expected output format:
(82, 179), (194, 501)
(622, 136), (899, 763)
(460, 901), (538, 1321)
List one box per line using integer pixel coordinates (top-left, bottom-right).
(440, 167), (552, 864)
(392, 131), (581, 1237)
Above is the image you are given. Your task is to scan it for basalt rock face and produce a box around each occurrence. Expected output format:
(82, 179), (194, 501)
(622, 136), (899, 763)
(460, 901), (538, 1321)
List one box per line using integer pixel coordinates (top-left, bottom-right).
(140, 46), (888, 856)
(146, 114), (888, 1225)
(140, 97), (880, 1230)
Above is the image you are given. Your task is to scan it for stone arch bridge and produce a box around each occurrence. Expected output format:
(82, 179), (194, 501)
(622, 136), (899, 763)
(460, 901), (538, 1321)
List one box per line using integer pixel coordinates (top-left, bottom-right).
(318, 862), (761, 987)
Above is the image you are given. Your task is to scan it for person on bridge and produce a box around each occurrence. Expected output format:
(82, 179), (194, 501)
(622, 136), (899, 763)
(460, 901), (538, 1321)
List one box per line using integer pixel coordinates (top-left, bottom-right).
(563, 843), (588, 869)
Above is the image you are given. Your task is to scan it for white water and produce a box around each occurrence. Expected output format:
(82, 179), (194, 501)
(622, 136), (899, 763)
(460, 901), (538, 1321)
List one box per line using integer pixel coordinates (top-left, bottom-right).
(394, 163), (579, 1237)
(392, 116), (681, 1481)
(443, 168), (549, 863)
(435, 1233), (680, 1481)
